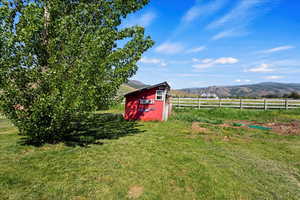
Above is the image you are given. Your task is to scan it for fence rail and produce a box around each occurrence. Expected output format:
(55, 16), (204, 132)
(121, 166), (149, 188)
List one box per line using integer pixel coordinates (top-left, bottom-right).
(172, 97), (300, 110)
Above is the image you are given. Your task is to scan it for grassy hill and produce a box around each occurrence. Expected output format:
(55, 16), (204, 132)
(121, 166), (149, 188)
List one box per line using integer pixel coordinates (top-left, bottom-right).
(118, 80), (149, 96)
(179, 82), (300, 97)
(118, 84), (136, 96)
(119, 80), (195, 97)
(0, 107), (299, 199)
(126, 80), (149, 89)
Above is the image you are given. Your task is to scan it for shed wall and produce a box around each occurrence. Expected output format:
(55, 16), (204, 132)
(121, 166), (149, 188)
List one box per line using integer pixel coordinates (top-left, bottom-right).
(124, 87), (164, 121)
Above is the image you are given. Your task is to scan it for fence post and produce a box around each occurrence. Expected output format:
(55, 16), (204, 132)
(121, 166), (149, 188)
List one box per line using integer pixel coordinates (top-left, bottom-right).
(219, 98), (222, 108)
(264, 99), (267, 110)
(177, 97), (180, 108)
(285, 99), (288, 110)
(198, 97), (201, 109)
(240, 99), (243, 110)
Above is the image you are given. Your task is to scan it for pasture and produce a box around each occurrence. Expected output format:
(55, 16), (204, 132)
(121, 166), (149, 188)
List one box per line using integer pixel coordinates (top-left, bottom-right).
(0, 107), (300, 200)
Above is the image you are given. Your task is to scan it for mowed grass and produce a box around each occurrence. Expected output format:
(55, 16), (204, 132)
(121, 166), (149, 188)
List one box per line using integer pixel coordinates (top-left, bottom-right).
(0, 108), (300, 200)
(173, 107), (300, 123)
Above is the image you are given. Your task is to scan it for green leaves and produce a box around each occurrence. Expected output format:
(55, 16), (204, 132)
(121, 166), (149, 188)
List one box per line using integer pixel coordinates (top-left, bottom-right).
(0, 0), (153, 143)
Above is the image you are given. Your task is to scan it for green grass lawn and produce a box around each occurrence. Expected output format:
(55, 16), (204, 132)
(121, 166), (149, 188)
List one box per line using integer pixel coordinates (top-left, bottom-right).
(0, 108), (300, 200)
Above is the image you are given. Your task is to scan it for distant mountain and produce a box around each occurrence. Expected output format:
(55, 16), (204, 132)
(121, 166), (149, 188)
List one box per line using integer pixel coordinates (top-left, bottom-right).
(118, 80), (149, 96)
(179, 82), (300, 98)
(126, 80), (149, 89)
(170, 89), (198, 97)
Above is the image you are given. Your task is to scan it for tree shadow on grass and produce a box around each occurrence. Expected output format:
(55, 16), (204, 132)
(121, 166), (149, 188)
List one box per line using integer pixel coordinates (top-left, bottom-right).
(64, 113), (144, 147)
(20, 113), (144, 147)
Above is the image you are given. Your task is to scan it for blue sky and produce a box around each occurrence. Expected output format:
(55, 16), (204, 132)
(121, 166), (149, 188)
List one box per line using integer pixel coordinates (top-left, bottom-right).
(122, 0), (300, 89)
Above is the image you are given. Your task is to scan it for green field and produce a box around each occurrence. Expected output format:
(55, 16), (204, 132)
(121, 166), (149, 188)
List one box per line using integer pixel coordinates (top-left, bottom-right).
(0, 107), (300, 200)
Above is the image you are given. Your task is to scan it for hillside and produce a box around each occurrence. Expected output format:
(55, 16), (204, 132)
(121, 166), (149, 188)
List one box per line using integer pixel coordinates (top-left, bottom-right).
(118, 84), (136, 96)
(170, 89), (198, 97)
(179, 82), (300, 98)
(126, 80), (149, 89)
(118, 80), (149, 96)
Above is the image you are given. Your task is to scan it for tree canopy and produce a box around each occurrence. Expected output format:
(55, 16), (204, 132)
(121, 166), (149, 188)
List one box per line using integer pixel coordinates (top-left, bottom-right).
(0, 0), (154, 143)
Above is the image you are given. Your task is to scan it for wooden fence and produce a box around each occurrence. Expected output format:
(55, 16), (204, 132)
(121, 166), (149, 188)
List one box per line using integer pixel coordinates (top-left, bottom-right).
(172, 97), (300, 110)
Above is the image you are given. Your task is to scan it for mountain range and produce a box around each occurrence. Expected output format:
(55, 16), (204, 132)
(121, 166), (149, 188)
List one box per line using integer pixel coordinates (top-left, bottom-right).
(119, 81), (300, 98)
(179, 82), (300, 97)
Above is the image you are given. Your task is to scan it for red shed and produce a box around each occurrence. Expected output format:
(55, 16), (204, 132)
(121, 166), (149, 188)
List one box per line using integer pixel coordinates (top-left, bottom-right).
(124, 82), (172, 121)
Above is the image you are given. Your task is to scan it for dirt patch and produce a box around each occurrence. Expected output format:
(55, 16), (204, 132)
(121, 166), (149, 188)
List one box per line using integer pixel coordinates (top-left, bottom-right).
(263, 121), (300, 135)
(234, 121), (300, 136)
(128, 185), (144, 199)
(219, 123), (241, 129)
(223, 136), (231, 142)
(192, 120), (300, 136)
(191, 122), (210, 133)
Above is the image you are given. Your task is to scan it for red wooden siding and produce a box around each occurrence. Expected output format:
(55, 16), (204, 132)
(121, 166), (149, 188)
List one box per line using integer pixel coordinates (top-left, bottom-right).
(124, 87), (164, 121)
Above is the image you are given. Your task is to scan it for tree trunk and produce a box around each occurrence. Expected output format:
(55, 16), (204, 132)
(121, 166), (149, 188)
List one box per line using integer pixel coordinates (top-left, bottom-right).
(43, 2), (50, 46)
(42, 1), (50, 72)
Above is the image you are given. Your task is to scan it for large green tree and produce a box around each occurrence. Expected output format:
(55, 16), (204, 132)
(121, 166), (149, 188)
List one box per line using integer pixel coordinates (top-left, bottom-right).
(0, 0), (154, 143)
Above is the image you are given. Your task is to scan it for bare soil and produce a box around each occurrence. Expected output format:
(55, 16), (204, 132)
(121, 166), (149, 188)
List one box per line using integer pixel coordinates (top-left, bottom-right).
(128, 185), (144, 199)
(192, 121), (300, 136)
(233, 120), (300, 135)
(191, 122), (210, 133)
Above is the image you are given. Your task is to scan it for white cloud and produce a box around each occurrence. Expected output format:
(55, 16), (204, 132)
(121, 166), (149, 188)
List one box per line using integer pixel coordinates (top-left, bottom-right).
(193, 57), (239, 70)
(182, 0), (228, 23)
(264, 76), (284, 80)
(207, 0), (280, 39)
(247, 63), (275, 73)
(186, 46), (206, 54)
(182, 6), (202, 23)
(258, 45), (295, 54)
(168, 60), (193, 65)
(271, 59), (300, 66)
(207, 0), (277, 29)
(140, 57), (167, 67)
(193, 63), (213, 70)
(176, 73), (202, 77)
(212, 29), (247, 40)
(212, 30), (234, 40)
(123, 12), (156, 27)
(235, 79), (251, 83)
(202, 58), (213, 63)
(139, 12), (157, 27)
(155, 42), (184, 54)
(215, 57), (239, 64)
(192, 58), (200, 63)
(192, 58), (214, 64)
(160, 63), (167, 67)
